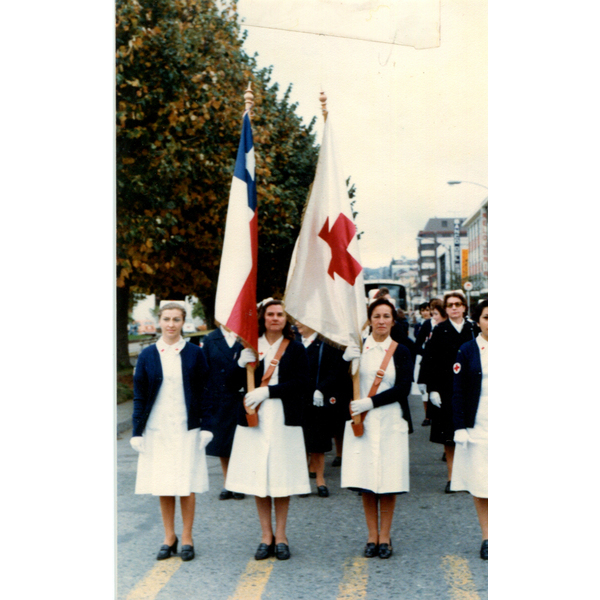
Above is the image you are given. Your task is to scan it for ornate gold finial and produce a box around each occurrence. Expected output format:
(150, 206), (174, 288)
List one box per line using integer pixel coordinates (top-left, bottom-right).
(244, 82), (254, 117)
(319, 90), (328, 120)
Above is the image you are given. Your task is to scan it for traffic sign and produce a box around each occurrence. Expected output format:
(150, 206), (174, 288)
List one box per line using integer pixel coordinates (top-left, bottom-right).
(464, 281), (473, 291)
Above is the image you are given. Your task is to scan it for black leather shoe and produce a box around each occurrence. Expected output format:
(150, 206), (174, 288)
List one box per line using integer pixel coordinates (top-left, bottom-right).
(180, 545), (195, 561)
(232, 492), (246, 500)
(157, 537), (178, 560)
(255, 539), (274, 560)
(441, 452), (447, 462)
(332, 456), (342, 467)
(219, 489), (233, 500)
(275, 543), (291, 560)
(421, 418), (431, 426)
(309, 471), (317, 479)
(364, 542), (378, 558)
(445, 481), (456, 494)
(480, 539), (488, 560)
(317, 485), (329, 498)
(378, 540), (393, 559)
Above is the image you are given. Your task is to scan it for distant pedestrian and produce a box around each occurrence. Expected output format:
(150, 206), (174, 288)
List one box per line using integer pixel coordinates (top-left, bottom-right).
(341, 297), (414, 559)
(130, 302), (214, 562)
(450, 300), (488, 560)
(202, 326), (246, 501)
(226, 299), (310, 561)
(424, 292), (476, 492)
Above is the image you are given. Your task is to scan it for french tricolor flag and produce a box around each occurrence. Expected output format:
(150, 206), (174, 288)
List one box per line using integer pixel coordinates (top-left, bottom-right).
(214, 112), (258, 351)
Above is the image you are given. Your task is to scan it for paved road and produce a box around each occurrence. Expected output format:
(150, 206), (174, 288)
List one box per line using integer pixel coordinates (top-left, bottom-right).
(117, 392), (488, 600)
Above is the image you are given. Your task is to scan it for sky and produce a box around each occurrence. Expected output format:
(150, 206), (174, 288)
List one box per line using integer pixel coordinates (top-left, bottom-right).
(236, 0), (488, 267)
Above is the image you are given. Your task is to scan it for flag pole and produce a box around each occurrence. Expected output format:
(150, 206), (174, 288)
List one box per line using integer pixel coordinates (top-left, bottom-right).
(320, 90), (363, 434)
(242, 82), (258, 409)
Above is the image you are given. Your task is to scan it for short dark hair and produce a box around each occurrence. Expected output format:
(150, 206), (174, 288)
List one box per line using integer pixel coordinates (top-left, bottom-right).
(429, 298), (446, 319)
(257, 299), (295, 340)
(443, 292), (467, 309)
(419, 302), (430, 311)
(367, 297), (398, 321)
(471, 299), (488, 323)
(374, 287), (390, 299)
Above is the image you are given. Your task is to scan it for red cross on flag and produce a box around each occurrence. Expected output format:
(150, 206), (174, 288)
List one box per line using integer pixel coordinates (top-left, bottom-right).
(284, 113), (367, 349)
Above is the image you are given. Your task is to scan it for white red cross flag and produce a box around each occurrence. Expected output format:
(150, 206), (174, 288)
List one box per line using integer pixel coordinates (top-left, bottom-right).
(214, 112), (258, 352)
(284, 114), (367, 349)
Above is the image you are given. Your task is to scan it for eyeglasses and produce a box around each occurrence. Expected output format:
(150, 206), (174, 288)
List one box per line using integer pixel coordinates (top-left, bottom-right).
(446, 302), (464, 308)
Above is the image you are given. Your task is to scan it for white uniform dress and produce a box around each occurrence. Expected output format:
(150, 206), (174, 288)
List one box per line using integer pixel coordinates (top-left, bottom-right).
(341, 334), (410, 494)
(225, 335), (311, 498)
(450, 335), (488, 498)
(135, 337), (209, 496)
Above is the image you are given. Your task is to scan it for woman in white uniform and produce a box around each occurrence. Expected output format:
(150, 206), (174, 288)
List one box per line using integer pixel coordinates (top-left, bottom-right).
(226, 299), (310, 561)
(450, 300), (488, 560)
(130, 302), (214, 562)
(341, 297), (414, 559)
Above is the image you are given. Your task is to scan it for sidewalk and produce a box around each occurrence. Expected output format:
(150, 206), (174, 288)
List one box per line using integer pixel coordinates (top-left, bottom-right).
(116, 400), (133, 437)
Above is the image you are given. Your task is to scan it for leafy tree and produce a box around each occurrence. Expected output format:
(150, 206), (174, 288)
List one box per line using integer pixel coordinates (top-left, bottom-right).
(116, 0), (318, 367)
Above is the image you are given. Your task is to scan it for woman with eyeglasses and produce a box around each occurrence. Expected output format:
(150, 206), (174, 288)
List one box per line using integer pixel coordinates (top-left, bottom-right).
(424, 292), (477, 493)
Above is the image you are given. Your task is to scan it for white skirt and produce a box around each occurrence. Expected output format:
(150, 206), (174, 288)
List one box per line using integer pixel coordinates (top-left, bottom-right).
(341, 402), (409, 494)
(135, 425), (209, 496)
(225, 398), (310, 498)
(451, 390), (488, 498)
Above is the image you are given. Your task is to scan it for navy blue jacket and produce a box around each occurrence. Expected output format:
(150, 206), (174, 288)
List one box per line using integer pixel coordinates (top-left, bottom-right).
(132, 342), (212, 437)
(423, 319), (477, 400)
(452, 339), (483, 430)
(368, 343), (415, 434)
(231, 339), (309, 427)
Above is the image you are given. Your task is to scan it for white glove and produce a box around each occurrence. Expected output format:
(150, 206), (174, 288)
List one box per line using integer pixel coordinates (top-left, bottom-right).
(238, 348), (257, 368)
(130, 436), (144, 453)
(313, 390), (324, 407)
(343, 345), (361, 362)
(244, 386), (270, 409)
(198, 430), (214, 450)
(429, 391), (442, 408)
(350, 397), (374, 416)
(454, 429), (470, 445)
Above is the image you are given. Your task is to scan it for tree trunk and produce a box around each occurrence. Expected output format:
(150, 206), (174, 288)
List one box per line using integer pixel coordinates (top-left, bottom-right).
(116, 284), (131, 370)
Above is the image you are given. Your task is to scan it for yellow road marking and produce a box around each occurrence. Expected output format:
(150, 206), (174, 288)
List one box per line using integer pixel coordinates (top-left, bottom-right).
(125, 560), (182, 600)
(227, 559), (274, 600)
(441, 555), (481, 600)
(337, 556), (369, 600)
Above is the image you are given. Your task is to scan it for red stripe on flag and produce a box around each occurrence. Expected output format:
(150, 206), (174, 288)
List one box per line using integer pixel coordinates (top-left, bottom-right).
(225, 212), (258, 350)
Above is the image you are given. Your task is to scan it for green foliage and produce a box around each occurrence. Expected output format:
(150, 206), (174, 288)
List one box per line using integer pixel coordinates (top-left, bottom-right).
(116, 0), (319, 312)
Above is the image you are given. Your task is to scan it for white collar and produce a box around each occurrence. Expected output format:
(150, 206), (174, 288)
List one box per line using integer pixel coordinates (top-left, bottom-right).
(302, 332), (318, 347)
(220, 326), (238, 347)
(450, 318), (465, 333)
(258, 334), (283, 360)
(156, 336), (186, 354)
(362, 333), (392, 353)
(477, 334), (487, 352)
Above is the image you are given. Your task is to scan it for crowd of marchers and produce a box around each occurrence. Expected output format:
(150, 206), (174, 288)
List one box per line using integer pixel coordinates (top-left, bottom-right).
(129, 291), (489, 564)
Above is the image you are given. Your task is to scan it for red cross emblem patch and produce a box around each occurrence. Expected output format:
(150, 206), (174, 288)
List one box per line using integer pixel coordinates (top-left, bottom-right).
(330, 397), (337, 405)
(453, 362), (461, 374)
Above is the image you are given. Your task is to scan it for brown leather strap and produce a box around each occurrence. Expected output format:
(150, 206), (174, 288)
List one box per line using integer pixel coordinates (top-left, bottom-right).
(367, 341), (398, 398)
(350, 341), (398, 435)
(260, 338), (290, 387)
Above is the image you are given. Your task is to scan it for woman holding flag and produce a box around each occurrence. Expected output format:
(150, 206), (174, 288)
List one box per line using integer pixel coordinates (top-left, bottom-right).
(225, 299), (310, 561)
(341, 297), (414, 559)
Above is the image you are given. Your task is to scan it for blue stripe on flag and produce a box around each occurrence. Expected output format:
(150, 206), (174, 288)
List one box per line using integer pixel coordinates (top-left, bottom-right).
(233, 113), (257, 212)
